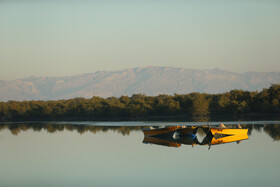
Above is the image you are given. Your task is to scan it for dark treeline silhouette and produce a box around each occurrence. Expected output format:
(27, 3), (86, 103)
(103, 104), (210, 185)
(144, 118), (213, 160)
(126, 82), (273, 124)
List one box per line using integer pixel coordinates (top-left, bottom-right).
(0, 84), (279, 121)
(0, 123), (279, 141)
(0, 123), (142, 136)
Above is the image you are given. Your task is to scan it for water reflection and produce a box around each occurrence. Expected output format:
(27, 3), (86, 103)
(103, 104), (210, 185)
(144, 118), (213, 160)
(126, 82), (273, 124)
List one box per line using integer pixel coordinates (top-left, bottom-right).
(142, 125), (249, 149)
(264, 125), (280, 140)
(143, 133), (249, 149)
(0, 122), (279, 142)
(143, 136), (181, 147)
(0, 123), (142, 136)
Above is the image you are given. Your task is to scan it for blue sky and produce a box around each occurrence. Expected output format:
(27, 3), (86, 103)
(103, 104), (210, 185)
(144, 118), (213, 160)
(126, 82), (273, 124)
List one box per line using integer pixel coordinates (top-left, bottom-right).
(0, 0), (280, 80)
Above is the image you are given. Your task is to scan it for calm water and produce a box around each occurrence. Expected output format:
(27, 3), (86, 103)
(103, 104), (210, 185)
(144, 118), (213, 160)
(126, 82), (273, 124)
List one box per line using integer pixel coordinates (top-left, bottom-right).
(0, 121), (279, 187)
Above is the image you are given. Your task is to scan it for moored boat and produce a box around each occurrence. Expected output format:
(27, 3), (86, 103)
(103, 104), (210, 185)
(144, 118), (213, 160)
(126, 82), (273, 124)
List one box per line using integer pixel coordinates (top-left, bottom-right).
(210, 128), (248, 136)
(142, 126), (179, 137)
(176, 126), (197, 137)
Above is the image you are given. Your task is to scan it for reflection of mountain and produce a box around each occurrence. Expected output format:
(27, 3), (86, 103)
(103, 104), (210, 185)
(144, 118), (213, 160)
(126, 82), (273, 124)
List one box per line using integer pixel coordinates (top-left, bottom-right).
(0, 123), (279, 142)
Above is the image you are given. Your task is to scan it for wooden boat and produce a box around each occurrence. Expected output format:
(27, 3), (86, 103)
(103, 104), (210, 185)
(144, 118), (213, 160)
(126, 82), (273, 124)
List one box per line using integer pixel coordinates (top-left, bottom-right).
(142, 126), (179, 137)
(176, 126), (197, 137)
(143, 136), (181, 147)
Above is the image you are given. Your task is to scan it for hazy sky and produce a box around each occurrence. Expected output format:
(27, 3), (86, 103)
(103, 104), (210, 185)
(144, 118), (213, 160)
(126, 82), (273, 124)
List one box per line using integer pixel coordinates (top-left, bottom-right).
(0, 0), (280, 80)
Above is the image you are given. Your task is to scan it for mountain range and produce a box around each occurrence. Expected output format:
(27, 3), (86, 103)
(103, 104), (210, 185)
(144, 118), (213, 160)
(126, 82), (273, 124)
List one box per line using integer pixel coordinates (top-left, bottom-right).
(0, 66), (279, 101)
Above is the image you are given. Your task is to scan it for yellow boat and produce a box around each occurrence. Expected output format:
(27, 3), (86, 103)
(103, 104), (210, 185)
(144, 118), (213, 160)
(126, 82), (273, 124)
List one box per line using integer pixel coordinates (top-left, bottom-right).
(210, 128), (248, 136)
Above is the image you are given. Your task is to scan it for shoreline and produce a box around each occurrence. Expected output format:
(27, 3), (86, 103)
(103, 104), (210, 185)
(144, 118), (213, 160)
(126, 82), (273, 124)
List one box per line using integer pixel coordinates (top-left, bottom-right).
(1, 113), (279, 123)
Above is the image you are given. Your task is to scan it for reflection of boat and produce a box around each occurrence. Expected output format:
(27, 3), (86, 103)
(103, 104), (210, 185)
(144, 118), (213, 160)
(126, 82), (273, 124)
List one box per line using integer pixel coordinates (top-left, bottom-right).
(210, 133), (249, 145)
(200, 134), (248, 150)
(143, 136), (181, 147)
(142, 126), (179, 137)
(177, 135), (199, 146)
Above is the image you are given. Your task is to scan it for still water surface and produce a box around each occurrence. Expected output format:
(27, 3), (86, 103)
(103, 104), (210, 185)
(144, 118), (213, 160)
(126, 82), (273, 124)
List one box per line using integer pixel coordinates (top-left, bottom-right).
(0, 121), (279, 187)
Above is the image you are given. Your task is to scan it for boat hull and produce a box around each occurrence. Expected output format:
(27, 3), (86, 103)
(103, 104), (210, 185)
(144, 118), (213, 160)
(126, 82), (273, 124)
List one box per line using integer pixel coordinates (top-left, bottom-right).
(142, 126), (178, 137)
(177, 127), (197, 137)
(210, 128), (248, 136)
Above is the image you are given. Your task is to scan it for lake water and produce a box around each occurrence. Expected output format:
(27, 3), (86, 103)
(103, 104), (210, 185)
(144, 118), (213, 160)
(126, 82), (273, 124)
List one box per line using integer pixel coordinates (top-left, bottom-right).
(0, 121), (279, 187)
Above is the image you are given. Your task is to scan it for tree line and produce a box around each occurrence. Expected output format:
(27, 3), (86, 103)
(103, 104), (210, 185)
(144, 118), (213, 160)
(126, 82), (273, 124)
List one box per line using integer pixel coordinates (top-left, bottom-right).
(0, 84), (279, 121)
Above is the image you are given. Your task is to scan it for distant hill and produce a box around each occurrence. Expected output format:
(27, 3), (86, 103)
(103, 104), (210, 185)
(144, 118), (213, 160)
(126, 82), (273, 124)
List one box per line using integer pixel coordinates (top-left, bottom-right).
(0, 66), (279, 101)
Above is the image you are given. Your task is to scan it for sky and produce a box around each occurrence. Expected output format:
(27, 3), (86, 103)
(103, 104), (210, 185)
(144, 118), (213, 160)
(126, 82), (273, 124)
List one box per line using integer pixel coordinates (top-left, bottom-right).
(0, 0), (280, 80)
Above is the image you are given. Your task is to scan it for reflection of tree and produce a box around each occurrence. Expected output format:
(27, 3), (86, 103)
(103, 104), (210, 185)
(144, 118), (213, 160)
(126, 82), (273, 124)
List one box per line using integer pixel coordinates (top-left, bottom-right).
(0, 123), (279, 141)
(0, 123), (142, 136)
(117, 126), (131, 136)
(253, 125), (263, 132)
(264, 124), (280, 141)
(246, 124), (264, 136)
(9, 125), (21, 135)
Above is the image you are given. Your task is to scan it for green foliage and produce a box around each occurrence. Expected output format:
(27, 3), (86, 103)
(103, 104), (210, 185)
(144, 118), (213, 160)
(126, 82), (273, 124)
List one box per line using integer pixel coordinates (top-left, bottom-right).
(189, 93), (210, 116)
(0, 84), (279, 121)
